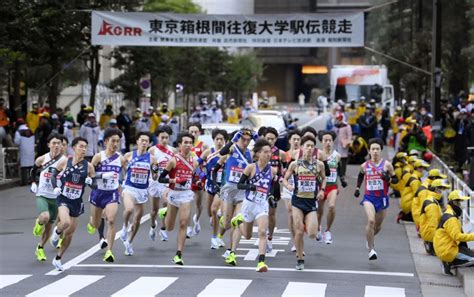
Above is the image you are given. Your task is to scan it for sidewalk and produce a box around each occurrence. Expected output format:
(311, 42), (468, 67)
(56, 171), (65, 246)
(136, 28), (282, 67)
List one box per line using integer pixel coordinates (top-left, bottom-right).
(0, 178), (21, 191)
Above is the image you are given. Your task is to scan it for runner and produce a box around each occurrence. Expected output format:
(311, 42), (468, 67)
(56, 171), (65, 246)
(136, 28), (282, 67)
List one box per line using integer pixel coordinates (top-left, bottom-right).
(86, 128), (125, 262)
(199, 129), (228, 249)
(157, 132), (201, 265)
(282, 129), (302, 252)
(231, 138), (278, 272)
(283, 135), (326, 270)
(120, 132), (159, 256)
(30, 133), (67, 262)
(354, 138), (396, 260)
(212, 128), (256, 266)
(263, 127), (286, 252)
(49, 137), (95, 271)
(148, 125), (175, 242)
(188, 123), (209, 237)
(317, 131), (348, 244)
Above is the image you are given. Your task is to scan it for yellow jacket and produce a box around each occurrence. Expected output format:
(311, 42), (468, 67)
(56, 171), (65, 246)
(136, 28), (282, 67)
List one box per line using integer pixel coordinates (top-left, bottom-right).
(434, 206), (474, 262)
(226, 107), (241, 124)
(26, 111), (39, 133)
(356, 105), (366, 118)
(419, 195), (442, 242)
(408, 172), (423, 226)
(149, 113), (160, 134)
(347, 107), (358, 125)
(400, 171), (415, 214)
(390, 115), (400, 134)
(99, 113), (113, 130)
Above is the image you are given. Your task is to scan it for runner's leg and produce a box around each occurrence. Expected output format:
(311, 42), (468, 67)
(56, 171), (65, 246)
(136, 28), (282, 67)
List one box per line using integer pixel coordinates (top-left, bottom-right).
(177, 202), (192, 252)
(326, 190), (337, 231)
(317, 198), (326, 232)
(363, 201), (376, 250)
(292, 206), (305, 260)
(374, 209), (386, 237)
(122, 192), (135, 229)
(58, 216), (78, 257)
(165, 204), (179, 231)
(129, 204), (144, 243)
(104, 202), (118, 251)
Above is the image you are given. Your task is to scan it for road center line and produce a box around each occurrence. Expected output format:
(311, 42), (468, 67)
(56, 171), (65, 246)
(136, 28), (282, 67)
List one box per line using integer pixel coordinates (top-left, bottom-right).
(46, 214), (151, 276)
(74, 263), (415, 277)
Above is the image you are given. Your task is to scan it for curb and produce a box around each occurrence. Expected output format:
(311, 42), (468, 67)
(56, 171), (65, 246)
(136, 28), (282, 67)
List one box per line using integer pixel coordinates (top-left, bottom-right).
(457, 267), (474, 297)
(0, 179), (22, 191)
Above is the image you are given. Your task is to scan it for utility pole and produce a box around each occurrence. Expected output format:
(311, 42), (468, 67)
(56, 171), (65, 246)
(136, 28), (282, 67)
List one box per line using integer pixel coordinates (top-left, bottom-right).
(431, 0), (442, 152)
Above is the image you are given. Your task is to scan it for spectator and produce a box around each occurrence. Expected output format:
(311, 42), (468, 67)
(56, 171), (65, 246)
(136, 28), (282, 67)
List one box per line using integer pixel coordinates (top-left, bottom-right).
(26, 101), (40, 133)
(348, 135), (368, 164)
(63, 115), (75, 155)
(357, 105), (378, 142)
(135, 110), (151, 133)
(241, 100), (256, 120)
(116, 106), (132, 152)
(64, 106), (75, 127)
(14, 118), (35, 185)
(333, 112), (352, 177)
(189, 106), (202, 123)
(453, 109), (471, 173)
(50, 114), (63, 134)
(380, 102), (391, 145)
(400, 120), (427, 154)
(209, 101), (223, 123)
(35, 112), (53, 156)
(99, 103), (114, 129)
(149, 106), (160, 134)
(226, 98), (240, 124)
(0, 98), (13, 146)
(77, 104), (91, 126)
(79, 113), (100, 161)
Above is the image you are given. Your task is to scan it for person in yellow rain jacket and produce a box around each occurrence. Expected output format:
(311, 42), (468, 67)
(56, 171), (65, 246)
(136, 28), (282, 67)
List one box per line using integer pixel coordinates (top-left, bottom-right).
(434, 190), (474, 275)
(410, 169), (447, 224)
(226, 99), (240, 124)
(347, 101), (359, 126)
(390, 106), (402, 147)
(409, 159), (430, 228)
(390, 152), (408, 197)
(356, 97), (366, 118)
(419, 179), (451, 255)
(396, 156), (418, 222)
(397, 117), (416, 151)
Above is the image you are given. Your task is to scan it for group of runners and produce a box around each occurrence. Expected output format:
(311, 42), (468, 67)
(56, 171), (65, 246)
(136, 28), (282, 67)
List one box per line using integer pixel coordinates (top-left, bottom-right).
(29, 119), (402, 272)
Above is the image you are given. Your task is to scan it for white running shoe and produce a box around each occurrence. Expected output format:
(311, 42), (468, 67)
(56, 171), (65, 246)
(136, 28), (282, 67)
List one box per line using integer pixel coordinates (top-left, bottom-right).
(159, 229), (168, 241)
(222, 249), (231, 258)
(291, 245), (297, 252)
(217, 237), (225, 248)
(120, 225), (128, 242)
(266, 239), (273, 253)
(324, 231), (333, 244)
(186, 226), (194, 238)
(149, 226), (156, 241)
(316, 230), (324, 243)
(211, 237), (219, 250)
(368, 249), (377, 260)
(99, 238), (108, 249)
(52, 258), (63, 271)
(50, 227), (60, 248)
(193, 214), (201, 235)
(124, 241), (134, 256)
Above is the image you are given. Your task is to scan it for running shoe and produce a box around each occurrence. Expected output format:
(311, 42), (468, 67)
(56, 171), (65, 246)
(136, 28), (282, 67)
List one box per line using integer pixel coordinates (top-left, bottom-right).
(33, 219), (44, 237)
(219, 215), (226, 229)
(50, 227), (60, 248)
(211, 237), (219, 250)
(186, 226), (194, 238)
(324, 231), (333, 244)
(99, 238), (108, 250)
(231, 214), (244, 228)
(56, 238), (63, 249)
(193, 214), (201, 235)
(256, 261), (268, 272)
(291, 245), (296, 252)
(103, 250), (115, 263)
(120, 225), (128, 242)
(222, 249), (231, 258)
(86, 223), (96, 235)
(217, 236), (225, 248)
(124, 241), (134, 256)
(266, 239), (273, 253)
(225, 252), (237, 266)
(296, 260), (304, 270)
(158, 207), (168, 219)
(441, 261), (453, 276)
(368, 249), (377, 260)
(316, 230), (324, 243)
(173, 255), (184, 265)
(159, 229), (168, 241)
(149, 226), (156, 241)
(35, 246), (46, 261)
(52, 258), (63, 271)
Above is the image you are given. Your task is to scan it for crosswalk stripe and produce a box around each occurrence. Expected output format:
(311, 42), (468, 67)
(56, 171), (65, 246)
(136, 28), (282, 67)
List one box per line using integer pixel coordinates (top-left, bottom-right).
(111, 277), (178, 297)
(0, 275), (31, 289)
(364, 285), (406, 297)
(25, 275), (104, 297)
(197, 279), (252, 297)
(281, 282), (327, 297)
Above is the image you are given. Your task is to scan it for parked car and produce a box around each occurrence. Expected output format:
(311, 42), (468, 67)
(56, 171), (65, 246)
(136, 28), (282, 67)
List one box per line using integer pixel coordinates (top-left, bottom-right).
(241, 111), (290, 150)
(199, 123), (255, 150)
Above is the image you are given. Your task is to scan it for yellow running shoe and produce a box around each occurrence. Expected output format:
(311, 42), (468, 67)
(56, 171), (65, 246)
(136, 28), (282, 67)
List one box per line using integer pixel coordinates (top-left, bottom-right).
(256, 261), (268, 272)
(225, 252), (237, 266)
(231, 214), (244, 229)
(103, 250), (115, 263)
(158, 207), (168, 220)
(56, 238), (63, 249)
(87, 223), (96, 235)
(33, 219), (44, 237)
(172, 255), (184, 265)
(35, 246), (46, 261)
(219, 216), (226, 229)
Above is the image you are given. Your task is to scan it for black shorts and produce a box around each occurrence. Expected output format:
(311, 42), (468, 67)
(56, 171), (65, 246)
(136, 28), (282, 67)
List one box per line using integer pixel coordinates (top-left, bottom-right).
(291, 195), (317, 215)
(56, 195), (84, 218)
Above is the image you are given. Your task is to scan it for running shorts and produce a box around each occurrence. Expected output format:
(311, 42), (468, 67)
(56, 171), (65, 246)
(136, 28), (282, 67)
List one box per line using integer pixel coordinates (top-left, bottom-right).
(89, 189), (120, 209)
(122, 185), (149, 204)
(168, 189), (194, 207)
(36, 196), (58, 223)
(220, 183), (245, 205)
(291, 195), (317, 215)
(241, 199), (269, 223)
(360, 194), (389, 213)
(148, 180), (168, 199)
(323, 185), (338, 200)
(56, 195), (84, 218)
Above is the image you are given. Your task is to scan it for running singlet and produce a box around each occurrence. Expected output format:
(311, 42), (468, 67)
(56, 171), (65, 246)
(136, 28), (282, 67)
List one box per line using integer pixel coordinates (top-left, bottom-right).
(60, 158), (89, 200)
(153, 144), (174, 177)
(224, 145), (252, 184)
(294, 160), (318, 199)
(206, 147), (223, 184)
(270, 146), (281, 172)
(95, 151), (121, 191)
(169, 154), (194, 190)
(246, 164), (272, 204)
(364, 159), (389, 198)
(192, 141), (204, 159)
(37, 154), (66, 199)
(124, 151), (151, 189)
(326, 151), (338, 186)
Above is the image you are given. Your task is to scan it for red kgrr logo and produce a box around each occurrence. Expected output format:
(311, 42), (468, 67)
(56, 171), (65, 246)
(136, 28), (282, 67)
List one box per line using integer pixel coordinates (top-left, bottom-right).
(98, 20), (142, 36)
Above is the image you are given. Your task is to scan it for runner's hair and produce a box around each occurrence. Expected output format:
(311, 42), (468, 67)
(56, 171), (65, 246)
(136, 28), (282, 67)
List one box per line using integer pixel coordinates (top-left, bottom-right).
(136, 131), (151, 142)
(253, 138), (272, 154)
(300, 135), (316, 146)
(72, 136), (88, 147)
(368, 138), (384, 150)
(103, 127), (123, 140)
(155, 125), (172, 137)
(177, 131), (195, 144)
(212, 128), (228, 140)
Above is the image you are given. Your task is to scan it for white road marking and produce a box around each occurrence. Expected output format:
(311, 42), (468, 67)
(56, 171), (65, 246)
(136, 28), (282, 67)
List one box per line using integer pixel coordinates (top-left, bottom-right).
(111, 276), (177, 297)
(197, 279), (252, 297)
(75, 264), (415, 277)
(364, 285), (406, 297)
(26, 275), (104, 297)
(46, 214), (150, 276)
(236, 248), (285, 260)
(0, 275), (31, 289)
(282, 282), (327, 297)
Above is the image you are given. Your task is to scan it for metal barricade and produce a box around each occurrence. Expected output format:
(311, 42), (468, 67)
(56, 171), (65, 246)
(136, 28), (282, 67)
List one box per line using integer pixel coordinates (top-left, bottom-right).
(0, 147), (20, 181)
(431, 152), (473, 232)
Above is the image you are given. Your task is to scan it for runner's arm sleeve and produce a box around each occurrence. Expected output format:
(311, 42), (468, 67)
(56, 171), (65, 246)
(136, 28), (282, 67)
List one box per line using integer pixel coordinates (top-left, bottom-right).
(158, 169), (170, 184)
(218, 142), (234, 156)
(323, 160), (330, 177)
(29, 164), (40, 183)
(356, 171), (364, 188)
(237, 174), (256, 191)
(50, 167), (59, 188)
(151, 163), (160, 174)
(338, 163), (347, 187)
(212, 163), (222, 184)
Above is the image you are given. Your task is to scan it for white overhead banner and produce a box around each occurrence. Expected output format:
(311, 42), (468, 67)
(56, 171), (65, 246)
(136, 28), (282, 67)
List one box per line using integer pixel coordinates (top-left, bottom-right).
(91, 11), (364, 47)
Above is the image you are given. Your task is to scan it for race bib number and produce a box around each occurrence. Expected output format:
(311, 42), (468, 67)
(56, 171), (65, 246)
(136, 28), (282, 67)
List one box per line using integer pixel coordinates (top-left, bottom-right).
(130, 168), (149, 185)
(216, 169), (223, 182)
(327, 168), (337, 183)
(39, 172), (54, 192)
(175, 178), (192, 190)
(298, 175), (317, 193)
(62, 182), (82, 200)
(247, 187), (267, 203)
(367, 178), (383, 191)
(97, 174), (119, 191)
(229, 166), (244, 183)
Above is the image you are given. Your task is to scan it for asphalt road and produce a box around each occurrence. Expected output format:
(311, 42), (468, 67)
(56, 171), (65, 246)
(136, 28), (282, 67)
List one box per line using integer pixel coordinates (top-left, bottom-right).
(0, 111), (422, 297)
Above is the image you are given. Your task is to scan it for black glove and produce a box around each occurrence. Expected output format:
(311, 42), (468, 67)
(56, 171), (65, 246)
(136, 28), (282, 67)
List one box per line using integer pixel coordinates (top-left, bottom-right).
(268, 195), (277, 208)
(381, 171), (391, 182)
(340, 177), (348, 188)
(354, 189), (360, 198)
